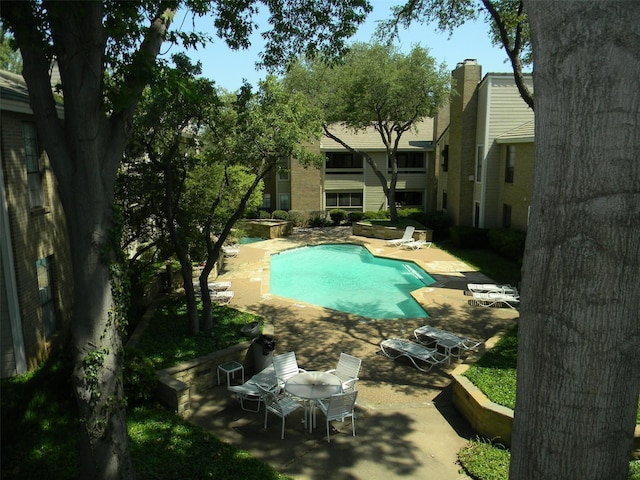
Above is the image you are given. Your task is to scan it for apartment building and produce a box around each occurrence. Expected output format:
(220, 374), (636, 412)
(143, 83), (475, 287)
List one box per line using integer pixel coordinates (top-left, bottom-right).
(434, 59), (535, 230)
(265, 60), (534, 233)
(1, 69), (73, 377)
(273, 119), (436, 214)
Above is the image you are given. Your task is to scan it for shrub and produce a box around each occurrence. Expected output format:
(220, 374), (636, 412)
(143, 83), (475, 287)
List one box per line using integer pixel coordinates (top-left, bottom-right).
(362, 210), (389, 220)
(347, 211), (365, 223)
(329, 208), (348, 225)
(488, 228), (527, 261)
(271, 209), (288, 220)
(450, 226), (491, 249)
(396, 208), (423, 221)
(258, 209), (271, 219)
(424, 210), (453, 240)
(308, 211), (331, 227)
(287, 210), (306, 227)
(123, 348), (158, 407)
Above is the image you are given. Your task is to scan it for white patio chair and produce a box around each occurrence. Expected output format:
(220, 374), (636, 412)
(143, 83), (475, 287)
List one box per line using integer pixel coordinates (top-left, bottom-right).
(272, 351), (306, 389)
(470, 291), (520, 309)
(325, 353), (362, 392)
(222, 245), (239, 257)
(256, 384), (304, 439)
(467, 283), (518, 295)
(208, 281), (231, 291)
(385, 226), (415, 246)
(316, 390), (358, 443)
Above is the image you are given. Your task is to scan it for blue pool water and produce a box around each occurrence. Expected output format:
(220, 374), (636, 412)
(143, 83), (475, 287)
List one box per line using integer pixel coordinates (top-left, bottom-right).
(270, 244), (434, 319)
(240, 237), (266, 244)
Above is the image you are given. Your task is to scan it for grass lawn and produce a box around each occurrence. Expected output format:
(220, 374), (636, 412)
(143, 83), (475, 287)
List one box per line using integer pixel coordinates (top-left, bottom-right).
(0, 296), (290, 480)
(459, 326), (640, 480)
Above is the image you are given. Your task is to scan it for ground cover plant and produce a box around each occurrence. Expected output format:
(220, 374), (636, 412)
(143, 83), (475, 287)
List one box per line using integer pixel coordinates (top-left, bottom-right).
(132, 296), (264, 369)
(458, 327), (640, 479)
(0, 297), (284, 480)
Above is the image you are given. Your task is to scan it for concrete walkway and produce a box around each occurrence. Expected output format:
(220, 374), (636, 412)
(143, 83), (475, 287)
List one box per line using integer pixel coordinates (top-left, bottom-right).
(187, 227), (519, 480)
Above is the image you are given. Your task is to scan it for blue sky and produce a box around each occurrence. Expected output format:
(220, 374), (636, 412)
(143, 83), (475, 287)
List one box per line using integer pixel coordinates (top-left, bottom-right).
(166, 1), (518, 92)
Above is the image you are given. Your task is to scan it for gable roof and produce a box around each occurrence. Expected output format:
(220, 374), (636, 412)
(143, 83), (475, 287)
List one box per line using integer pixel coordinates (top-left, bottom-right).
(320, 119), (434, 151)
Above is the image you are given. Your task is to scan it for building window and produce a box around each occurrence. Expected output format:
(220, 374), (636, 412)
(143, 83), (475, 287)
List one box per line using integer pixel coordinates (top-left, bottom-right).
(277, 158), (289, 181)
(505, 145), (516, 183)
(24, 123), (44, 208)
(503, 204), (512, 228)
(261, 193), (271, 209)
(441, 145), (449, 172)
(36, 257), (57, 339)
(394, 191), (423, 207)
(389, 152), (425, 173)
(474, 202), (480, 228)
(325, 192), (363, 208)
(278, 193), (290, 211)
(325, 152), (363, 172)
(442, 191), (448, 210)
(475, 145), (483, 182)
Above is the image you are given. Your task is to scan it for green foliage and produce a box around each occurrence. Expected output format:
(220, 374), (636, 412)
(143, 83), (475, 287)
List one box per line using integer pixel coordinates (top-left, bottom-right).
(423, 210), (453, 239)
(133, 296), (263, 369)
(329, 208), (348, 225)
(287, 210), (306, 227)
(128, 405), (291, 480)
(396, 207), (423, 220)
(347, 211), (365, 223)
(362, 210), (390, 220)
(449, 226), (492, 249)
(0, 26), (22, 72)
(308, 211), (331, 227)
(123, 348), (158, 407)
(271, 209), (289, 220)
(258, 209), (272, 219)
(458, 437), (510, 480)
(488, 228), (526, 261)
(1, 352), (291, 480)
(464, 326), (518, 409)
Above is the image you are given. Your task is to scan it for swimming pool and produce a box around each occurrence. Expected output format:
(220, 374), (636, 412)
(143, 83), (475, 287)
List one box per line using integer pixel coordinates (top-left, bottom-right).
(269, 244), (434, 319)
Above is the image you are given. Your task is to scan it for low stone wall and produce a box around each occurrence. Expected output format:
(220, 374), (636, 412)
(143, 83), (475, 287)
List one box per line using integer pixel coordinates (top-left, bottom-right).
(156, 341), (253, 417)
(451, 367), (640, 460)
(239, 219), (292, 239)
(352, 222), (432, 242)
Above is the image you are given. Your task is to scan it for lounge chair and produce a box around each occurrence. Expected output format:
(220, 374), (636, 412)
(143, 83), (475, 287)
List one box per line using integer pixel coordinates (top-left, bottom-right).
(325, 353), (362, 392)
(470, 291), (520, 309)
(401, 240), (431, 250)
(385, 226), (415, 246)
(467, 283), (518, 295)
(379, 338), (449, 372)
(222, 245), (239, 257)
(208, 281), (231, 291)
(210, 290), (234, 304)
(227, 365), (277, 412)
(413, 325), (482, 362)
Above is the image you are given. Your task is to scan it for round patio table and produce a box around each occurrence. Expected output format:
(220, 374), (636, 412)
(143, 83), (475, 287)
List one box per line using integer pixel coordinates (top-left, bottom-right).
(285, 371), (342, 432)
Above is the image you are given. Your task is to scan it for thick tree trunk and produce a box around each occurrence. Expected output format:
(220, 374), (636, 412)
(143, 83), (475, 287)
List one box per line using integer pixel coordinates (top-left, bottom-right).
(511, 2), (640, 479)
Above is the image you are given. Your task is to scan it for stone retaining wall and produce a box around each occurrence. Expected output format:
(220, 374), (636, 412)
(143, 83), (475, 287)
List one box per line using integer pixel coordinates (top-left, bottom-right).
(352, 222), (432, 241)
(156, 342), (253, 417)
(451, 367), (640, 460)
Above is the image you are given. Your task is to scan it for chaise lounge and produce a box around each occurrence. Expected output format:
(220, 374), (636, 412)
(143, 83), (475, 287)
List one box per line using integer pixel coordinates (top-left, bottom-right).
(385, 226), (415, 246)
(379, 338), (449, 372)
(413, 325), (482, 362)
(469, 291), (520, 309)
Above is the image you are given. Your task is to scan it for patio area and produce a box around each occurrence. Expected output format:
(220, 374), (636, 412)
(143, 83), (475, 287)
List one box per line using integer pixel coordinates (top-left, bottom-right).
(187, 226), (519, 480)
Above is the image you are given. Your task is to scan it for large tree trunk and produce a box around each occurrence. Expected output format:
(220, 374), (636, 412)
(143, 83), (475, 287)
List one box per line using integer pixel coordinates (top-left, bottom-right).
(511, 2), (640, 479)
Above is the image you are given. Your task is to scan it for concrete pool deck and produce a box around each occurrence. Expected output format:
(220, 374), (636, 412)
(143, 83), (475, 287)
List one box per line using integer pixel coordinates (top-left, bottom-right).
(187, 226), (519, 480)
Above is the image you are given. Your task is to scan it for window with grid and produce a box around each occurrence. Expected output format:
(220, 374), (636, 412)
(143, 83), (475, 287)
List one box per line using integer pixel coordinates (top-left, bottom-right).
(325, 152), (363, 173)
(24, 123), (44, 207)
(36, 257), (57, 339)
(505, 145), (516, 183)
(325, 192), (363, 208)
(441, 145), (449, 172)
(278, 193), (290, 210)
(394, 191), (423, 207)
(277, 158), (290, 181)
(389, 152), (425, 173)
(261, 193), (271, 209)
(442, 191), (448, 210)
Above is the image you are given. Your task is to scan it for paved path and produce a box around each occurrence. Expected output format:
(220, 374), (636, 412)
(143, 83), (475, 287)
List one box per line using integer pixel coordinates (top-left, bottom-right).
(187, 227), (519, 480)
